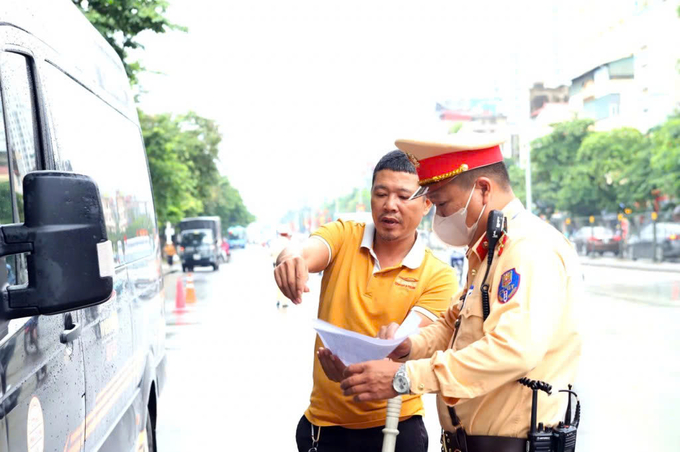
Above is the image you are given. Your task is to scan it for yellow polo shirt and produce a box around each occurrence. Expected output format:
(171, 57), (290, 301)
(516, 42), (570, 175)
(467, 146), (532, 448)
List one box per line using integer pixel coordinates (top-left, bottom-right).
(305, 220), (457, 429)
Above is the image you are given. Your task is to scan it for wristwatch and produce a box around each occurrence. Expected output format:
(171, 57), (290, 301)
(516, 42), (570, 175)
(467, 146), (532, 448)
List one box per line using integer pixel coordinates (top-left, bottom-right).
(392, 364), (411, 395)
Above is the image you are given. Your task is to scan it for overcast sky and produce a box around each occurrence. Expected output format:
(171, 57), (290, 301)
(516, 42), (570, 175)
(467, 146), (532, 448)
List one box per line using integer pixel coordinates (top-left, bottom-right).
(132, 0), (612, 224)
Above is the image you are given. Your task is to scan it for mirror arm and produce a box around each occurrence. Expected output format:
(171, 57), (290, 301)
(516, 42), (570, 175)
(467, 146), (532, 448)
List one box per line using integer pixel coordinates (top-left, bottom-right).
(0, 225), (37, 319)
(0, 224), (33, 257)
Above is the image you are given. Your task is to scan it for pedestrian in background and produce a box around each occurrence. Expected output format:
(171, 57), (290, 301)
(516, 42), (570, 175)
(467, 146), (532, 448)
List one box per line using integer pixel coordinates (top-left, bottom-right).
(164, 241), (176, 267)
(341, 135), (582, 452)
(274, 150), (458, 452)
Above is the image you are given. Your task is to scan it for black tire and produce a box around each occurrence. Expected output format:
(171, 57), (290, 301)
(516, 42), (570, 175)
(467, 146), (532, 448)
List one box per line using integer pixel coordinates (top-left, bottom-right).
(145, 405), (156, 452)
(212, 263), (219, 271)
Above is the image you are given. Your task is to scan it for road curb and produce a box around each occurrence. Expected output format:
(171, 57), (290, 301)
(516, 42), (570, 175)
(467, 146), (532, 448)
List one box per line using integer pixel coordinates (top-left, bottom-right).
(580, 258), (680, 273)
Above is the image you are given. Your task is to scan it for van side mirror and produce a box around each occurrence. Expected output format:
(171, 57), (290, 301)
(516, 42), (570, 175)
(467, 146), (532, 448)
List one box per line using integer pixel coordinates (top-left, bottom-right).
(0, 172), (114, 320)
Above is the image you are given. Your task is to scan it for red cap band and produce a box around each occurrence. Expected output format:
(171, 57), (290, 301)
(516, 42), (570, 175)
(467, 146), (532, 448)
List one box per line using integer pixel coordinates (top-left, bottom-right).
(416, 145), (503, 186)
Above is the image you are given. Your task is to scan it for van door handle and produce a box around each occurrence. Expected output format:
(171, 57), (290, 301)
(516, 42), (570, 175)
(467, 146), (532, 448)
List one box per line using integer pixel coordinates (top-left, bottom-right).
(60, 322), (82, 344)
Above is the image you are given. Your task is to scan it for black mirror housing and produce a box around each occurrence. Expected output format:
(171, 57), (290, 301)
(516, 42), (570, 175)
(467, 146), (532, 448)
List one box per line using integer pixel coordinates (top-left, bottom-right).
(0, 172), (114, 320)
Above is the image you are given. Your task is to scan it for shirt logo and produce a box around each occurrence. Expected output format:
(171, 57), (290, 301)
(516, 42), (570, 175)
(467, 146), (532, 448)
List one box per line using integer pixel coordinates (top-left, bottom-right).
(395, 276), (418, 290)
(498, 268), (520, 303)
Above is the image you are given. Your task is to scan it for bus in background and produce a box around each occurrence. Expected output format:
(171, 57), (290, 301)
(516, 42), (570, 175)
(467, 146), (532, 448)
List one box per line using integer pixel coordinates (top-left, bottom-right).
(228, 225), (248, 249)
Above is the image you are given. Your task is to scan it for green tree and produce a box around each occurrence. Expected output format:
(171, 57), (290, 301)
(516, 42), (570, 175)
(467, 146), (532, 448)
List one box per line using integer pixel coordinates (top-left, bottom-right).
(139, 111), (203, 226)
(140, 111), (255, 230)
(530, 119), (594, 215)
(558, 128), (647, 215)
(175, 112), (222, 204)
(72, 0), (185, 84)
(202, 177), (256, 232)
(649, 115), (680, 200)
(504, 158), (526, 206)
(323, 187), (372, 216)
(0, 182), (12, 225)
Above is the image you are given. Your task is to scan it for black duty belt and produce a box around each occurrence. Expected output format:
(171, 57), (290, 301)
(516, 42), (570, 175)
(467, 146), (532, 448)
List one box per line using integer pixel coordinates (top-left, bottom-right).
(442, 430), (526, 452)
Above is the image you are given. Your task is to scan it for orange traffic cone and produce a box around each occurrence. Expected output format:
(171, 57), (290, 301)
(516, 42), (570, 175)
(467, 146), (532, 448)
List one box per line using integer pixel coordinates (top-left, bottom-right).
(174, 277), (186, 313)
(185, 273), (197, 304)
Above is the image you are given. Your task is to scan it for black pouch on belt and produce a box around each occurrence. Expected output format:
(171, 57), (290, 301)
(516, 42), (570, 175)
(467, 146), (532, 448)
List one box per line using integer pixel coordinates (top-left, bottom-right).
(441, 407), (468, 452)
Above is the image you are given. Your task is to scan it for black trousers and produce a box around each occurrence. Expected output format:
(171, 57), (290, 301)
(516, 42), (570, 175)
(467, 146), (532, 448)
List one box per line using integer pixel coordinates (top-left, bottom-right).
(295, 414), (428, 452)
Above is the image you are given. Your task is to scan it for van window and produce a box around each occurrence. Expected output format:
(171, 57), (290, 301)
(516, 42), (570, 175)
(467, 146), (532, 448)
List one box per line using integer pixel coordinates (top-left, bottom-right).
(43, 63), (157, 266)
(1, 54), (40, 219)
(0, 102), (11, 225)
(180, 230), (214, 247)
(0, 52), (41, 285)
(0, 83), (13, 287)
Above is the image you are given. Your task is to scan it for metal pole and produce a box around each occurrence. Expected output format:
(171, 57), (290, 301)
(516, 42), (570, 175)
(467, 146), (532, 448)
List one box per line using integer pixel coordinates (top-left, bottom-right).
(653, 216), (658, 262)
(381, 396), (402, 452)
(525, 145), (532, 214)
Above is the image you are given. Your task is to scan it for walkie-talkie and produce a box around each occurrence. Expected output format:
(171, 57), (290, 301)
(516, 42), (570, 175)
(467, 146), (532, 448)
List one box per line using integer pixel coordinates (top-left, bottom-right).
(480, 210), (505, 320)
(552, 385), (580, 452)
(519, 378), (553, 452)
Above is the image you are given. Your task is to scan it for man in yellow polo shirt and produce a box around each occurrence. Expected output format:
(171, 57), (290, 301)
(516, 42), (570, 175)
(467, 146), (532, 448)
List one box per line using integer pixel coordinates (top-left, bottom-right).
(274, 150), (457, 452)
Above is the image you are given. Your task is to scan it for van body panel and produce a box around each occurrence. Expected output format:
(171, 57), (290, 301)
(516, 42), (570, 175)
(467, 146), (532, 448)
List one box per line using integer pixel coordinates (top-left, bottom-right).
(0, 1), (166, 451)
(1, 314), (86, 452)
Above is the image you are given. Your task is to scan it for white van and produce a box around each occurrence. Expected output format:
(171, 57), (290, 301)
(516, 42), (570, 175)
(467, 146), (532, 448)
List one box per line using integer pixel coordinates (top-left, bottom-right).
(0, 1), (166, 451)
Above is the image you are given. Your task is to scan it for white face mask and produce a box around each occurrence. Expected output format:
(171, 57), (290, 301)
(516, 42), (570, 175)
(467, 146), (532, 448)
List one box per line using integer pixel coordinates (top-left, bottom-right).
(433, 185), (486, 247)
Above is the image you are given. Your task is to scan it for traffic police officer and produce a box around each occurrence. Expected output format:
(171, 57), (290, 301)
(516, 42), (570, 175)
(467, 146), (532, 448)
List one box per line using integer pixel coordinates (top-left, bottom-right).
(340, 134), (582, 452)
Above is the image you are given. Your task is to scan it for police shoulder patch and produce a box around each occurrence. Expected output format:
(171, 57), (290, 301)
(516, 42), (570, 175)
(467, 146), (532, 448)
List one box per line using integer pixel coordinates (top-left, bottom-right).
(498, 268), (520, 304)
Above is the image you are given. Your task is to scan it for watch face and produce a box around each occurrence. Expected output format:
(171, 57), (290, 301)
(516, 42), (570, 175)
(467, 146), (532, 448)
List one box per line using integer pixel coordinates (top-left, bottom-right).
(394, 375), (409, 394)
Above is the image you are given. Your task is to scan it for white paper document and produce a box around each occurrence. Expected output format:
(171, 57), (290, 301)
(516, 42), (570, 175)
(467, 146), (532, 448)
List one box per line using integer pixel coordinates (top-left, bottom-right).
(312, 312), (421, 365)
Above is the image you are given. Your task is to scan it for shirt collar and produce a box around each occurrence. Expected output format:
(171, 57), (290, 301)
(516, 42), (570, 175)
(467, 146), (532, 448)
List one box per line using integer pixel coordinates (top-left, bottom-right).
(361, 222), (426, 271)
(467, 198), (524, 261)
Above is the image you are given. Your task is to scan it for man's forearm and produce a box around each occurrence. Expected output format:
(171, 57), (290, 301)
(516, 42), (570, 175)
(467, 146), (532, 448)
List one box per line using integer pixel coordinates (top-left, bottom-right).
(276, 237), (330, 273)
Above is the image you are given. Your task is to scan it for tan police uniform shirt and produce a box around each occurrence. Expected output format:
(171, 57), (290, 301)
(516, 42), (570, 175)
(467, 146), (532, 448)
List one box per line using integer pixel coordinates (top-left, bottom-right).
(404, 198), (582, 437)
